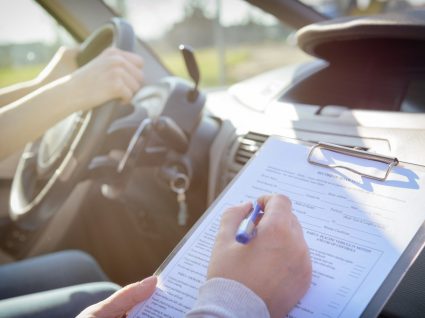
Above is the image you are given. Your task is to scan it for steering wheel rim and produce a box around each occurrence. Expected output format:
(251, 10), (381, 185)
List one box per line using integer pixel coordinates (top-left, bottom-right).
(9, 18), (135, 229)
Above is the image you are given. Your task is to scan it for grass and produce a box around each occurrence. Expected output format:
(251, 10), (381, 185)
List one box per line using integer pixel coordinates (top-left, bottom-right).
(161, 46), (250, 87)
(0, 43), (311, 90)
(0, 64), (44, 88)
(160, 43), (311, 88)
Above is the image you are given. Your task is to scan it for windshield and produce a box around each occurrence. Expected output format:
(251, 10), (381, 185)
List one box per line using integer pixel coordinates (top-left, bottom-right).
(103, 0), (312, 88)
(104, 0), (425, 89)
(300, 0), (425, 18)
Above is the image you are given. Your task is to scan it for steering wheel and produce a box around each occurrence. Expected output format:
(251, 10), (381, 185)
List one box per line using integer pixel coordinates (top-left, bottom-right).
(9, 18), (136, 229)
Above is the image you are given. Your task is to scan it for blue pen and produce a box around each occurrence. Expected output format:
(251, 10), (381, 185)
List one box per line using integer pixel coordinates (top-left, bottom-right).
(235, 202), (263, 244)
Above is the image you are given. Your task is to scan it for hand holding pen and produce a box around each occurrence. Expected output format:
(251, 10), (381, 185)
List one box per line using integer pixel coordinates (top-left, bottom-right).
(207, 194), (312, 318)
(235, 201), (264, 244)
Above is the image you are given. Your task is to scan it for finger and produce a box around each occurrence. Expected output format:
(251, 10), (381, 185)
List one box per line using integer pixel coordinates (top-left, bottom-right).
(115, 79), (135, 104)
(258, 194), (292, 217)
(100, 48), (144, 85)
(95, 276), (157, 317)
(106, 54), (143, 87)
(119, 50), (144, 68)
(257, 194), (293, 229)
(104, 47), (144, 69)
(117, 69), (142, 95)
(109, 71), (140, 104)
(116, 56), (144, 86)
(218, 201), (252, 240)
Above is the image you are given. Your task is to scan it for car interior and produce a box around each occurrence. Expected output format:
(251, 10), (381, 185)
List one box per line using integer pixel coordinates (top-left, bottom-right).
(0, 0), (424, 317)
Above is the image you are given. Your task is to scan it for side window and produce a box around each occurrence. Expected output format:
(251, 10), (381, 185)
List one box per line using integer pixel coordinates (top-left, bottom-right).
(0, 0), (76, 88)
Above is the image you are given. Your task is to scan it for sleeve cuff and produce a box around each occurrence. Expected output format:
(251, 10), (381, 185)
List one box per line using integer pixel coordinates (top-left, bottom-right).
(186, 277), (270, 318)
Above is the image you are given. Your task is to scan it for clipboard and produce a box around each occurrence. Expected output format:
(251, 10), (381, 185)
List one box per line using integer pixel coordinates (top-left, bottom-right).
(305, 140), (425, 317)
(307, 142), (399, 181)
(130, 135), (425, 318)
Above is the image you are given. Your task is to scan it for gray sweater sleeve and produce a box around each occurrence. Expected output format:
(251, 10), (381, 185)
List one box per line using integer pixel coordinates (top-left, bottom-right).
(185, 278), (270, 318)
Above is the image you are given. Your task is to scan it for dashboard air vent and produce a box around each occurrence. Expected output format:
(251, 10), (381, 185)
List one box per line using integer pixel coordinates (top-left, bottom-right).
(234, 132), (268, 165)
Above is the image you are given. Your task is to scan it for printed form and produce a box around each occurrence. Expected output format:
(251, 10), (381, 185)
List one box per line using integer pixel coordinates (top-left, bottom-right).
(129, 137), (425, 318)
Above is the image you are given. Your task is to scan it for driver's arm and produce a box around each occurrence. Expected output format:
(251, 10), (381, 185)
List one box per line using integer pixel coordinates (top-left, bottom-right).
(0, 47), (79, 107)
(0, 47), (144, 160)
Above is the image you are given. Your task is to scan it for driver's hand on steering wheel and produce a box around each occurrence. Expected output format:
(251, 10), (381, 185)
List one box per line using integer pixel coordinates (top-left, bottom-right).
(0, 46), (144, 160)
(64, 47), (144, 110)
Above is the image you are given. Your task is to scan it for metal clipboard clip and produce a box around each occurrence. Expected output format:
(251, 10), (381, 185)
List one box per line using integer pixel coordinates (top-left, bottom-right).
(307, 142), (399, 181)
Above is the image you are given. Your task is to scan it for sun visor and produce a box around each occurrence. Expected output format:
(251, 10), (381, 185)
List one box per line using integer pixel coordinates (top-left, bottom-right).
(296, 10), (425, 64)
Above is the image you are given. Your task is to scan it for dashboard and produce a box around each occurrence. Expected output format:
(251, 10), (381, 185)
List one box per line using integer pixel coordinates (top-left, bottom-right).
(205, 60), (425, 201)
(200, 54), (425, 317)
